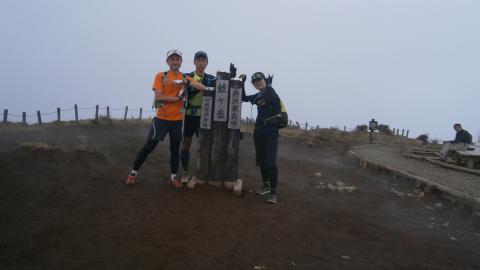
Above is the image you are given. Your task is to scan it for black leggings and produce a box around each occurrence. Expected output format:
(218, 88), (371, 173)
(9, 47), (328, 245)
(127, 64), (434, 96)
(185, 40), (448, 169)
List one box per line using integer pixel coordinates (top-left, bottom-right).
(261, 166), (278, 194)
(132, 138), (181, 174)
(255, 126), (279, 194)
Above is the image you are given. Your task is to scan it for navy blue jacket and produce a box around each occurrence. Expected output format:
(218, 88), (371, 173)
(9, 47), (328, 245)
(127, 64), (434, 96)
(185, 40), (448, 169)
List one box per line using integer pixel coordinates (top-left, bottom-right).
(242, 86), (281, 128)
(185, 72), (216, 98)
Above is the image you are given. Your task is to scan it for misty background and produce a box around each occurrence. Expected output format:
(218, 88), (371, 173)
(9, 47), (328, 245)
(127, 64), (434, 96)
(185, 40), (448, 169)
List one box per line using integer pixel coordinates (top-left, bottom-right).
(1, 0), (478, 141)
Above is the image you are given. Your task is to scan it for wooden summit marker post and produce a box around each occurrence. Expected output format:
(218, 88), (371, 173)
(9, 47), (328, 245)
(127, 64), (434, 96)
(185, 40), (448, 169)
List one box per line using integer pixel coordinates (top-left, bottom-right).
(193, 71), (243, 194)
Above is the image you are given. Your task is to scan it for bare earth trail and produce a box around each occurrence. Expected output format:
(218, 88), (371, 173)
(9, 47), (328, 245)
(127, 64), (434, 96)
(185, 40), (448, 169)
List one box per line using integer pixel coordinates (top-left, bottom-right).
(0, 123), (479, 270)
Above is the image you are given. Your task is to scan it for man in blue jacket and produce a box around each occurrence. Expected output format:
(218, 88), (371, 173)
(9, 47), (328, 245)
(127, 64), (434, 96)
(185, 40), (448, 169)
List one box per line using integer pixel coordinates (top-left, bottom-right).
(180, 51), (237, 183)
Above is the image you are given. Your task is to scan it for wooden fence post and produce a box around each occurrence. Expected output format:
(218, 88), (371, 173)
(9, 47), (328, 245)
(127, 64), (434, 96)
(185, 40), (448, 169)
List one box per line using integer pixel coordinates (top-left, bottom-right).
(344, 125), (347, 134)
(2, 109), (7, 123)
(37, 111), (42, 125)
(305, 122), (308, 131)
(289, 120), (292, 127)
(74, 104), (78, 122)
(406, 130), (409, 138)
(296, 122), (300, 129)
(392, 128), (395, 136)
(124, 106), (128, 120)
(139, 108), (143, 120)
(22, 112), (26, 124)
(396, 129), (399, 136)
(106, 106), (110, 119)
(401, 129), (404, 136)
(95, 105), (99, 121)
(57, 108), (61, 122)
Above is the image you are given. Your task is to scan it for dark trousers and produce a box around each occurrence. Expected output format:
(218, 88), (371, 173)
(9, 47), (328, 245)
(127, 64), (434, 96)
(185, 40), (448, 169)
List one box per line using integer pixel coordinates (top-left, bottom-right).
(254, 126), (279, 194)
(132, 118), (182, 174)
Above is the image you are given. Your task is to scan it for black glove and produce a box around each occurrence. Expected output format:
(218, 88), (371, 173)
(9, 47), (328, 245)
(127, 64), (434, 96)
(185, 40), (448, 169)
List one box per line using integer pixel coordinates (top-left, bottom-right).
(266, 74), (273, 86)
(229, 63), (237, 78)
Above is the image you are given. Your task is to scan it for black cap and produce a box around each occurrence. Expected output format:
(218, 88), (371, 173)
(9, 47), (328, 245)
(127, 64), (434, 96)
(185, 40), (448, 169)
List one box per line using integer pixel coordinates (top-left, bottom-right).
(194, 51), (208, 60)
(251, 72), (266, 82)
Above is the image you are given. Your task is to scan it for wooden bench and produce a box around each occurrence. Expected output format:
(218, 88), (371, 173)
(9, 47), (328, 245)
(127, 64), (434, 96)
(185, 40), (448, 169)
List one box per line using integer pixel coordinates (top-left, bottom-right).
(455, 146), (480, 169)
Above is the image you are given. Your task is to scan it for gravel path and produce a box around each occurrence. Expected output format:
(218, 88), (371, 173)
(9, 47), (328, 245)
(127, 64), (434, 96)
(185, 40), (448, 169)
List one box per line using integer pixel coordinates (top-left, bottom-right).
(352, 144), (480, 202)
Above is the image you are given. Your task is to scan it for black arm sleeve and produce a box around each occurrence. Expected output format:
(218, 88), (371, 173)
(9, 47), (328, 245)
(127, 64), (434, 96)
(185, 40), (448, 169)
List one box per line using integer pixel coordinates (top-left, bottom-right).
(242, 88), (258, 104)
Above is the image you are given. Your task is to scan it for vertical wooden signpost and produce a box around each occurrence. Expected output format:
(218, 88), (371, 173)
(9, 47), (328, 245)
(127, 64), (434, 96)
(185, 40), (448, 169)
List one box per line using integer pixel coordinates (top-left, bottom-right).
(193, 72), (243, 195)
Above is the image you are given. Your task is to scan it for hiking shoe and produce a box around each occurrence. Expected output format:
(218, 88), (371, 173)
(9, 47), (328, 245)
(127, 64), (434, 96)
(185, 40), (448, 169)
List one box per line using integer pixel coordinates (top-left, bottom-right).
(181, 174), (193, 184)
(265, 194), (278, 204)
(126, 175), (137, 186)
(169, 177), (183, 189)
(256, 186), (270, 195)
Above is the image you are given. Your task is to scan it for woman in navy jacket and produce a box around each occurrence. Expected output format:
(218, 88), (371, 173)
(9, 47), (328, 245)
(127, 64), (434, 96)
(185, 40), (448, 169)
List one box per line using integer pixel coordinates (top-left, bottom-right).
(241, 72), (281, 204)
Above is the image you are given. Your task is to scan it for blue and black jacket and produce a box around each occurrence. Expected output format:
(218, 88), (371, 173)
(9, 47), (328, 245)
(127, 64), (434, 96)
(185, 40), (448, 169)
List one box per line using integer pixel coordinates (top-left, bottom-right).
(185, 72), (216, 97)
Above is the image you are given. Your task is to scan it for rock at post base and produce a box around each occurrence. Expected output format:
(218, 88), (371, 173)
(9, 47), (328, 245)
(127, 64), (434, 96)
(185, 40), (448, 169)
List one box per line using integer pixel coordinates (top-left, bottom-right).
(233, 179), (242, 196)
(187, 176), (197, 189)
(224, 181), (234, 190)
(208, 181), (223, 187)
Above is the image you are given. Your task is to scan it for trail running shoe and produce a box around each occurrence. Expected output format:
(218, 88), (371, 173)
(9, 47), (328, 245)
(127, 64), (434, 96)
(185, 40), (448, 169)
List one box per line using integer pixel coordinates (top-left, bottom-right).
(126, 175), (137, 186)
(169, 177), (183, 189)
(181, 173), (192, 184)
(256, 186), (271, 195)
(266, 194), (278, 204)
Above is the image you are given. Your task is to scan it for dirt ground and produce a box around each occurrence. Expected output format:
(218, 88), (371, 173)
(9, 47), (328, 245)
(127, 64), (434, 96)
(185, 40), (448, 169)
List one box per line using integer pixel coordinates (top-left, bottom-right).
(1, 122), (479, 270)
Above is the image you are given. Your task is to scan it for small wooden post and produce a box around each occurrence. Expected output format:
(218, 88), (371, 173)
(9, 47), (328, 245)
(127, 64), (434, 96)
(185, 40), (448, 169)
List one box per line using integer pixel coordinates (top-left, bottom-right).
(22, 112), (26, 124)
(124, 106), (128, 120)
(305, 122), (308, 131)
(139, 108), (143, 120)
(2, 109), (7, 123)
(106, 106), (110, 119)
(392, 128), (396, 136)
(74, 104), (78, 122)
(401, 129), (405, 136)
(196, 89), (214, 181)
(406, 130), (409, 137)
(95, 105), (99, 121)
(289, 120), (292, 127)
(225, 78), (243, 183)
(57, 108), (61, 122)
(396, 129), (399, 136)
(344, 125), (347, 134)
(37, 111), (42, 124)
(296, 122), (300, 128)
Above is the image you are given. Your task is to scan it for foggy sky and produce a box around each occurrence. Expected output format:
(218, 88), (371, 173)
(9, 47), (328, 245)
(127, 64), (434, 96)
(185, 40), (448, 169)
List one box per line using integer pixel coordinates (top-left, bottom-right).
(1, 0), (479, 140)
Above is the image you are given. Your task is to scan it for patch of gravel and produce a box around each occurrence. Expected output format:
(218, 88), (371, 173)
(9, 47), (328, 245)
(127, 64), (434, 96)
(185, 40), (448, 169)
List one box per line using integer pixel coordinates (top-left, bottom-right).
(352, 144), (480, 201)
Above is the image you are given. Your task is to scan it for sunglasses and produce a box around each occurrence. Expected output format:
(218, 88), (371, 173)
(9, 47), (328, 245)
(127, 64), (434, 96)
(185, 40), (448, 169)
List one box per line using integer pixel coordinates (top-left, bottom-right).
(251, 72), (265, 82)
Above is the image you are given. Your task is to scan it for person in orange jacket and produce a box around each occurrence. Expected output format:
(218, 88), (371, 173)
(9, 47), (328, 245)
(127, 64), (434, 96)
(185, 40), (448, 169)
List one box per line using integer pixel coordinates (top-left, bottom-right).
(126, 49), (206, 188)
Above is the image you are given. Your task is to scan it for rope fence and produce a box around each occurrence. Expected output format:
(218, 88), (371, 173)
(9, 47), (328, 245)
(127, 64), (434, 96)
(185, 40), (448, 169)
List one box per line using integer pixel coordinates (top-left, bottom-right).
(243, 117), (411, 138)
(1, 105), (147, 125)
(2, 106), (411, 138)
